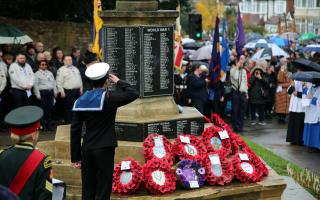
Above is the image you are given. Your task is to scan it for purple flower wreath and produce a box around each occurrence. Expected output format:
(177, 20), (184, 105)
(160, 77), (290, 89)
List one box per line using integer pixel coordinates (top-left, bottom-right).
(175, 159), (206, 189)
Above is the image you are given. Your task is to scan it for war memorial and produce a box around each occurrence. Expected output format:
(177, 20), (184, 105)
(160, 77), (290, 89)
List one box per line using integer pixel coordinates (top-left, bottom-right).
(37, 0), (286, 199)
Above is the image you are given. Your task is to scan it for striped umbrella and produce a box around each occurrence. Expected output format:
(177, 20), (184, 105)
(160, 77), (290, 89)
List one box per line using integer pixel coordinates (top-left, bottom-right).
(0, 23), (33, 44)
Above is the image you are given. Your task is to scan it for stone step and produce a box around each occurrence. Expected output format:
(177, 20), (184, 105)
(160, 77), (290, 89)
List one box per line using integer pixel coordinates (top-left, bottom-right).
(53, 160), (81, 186)
(66, 193), (81, 200)
(53, 140), (145, 164)
(67, 185), (82, 195)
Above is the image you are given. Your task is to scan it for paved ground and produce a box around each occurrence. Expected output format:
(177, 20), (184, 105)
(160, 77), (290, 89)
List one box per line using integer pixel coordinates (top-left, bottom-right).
(240, 118), (320, 176)
(281, 176), (316, 200)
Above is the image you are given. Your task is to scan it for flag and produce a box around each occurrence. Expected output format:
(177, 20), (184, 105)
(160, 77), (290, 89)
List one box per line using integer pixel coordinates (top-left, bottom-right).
(92, 0), (103, 60)
(174, 32), (183, 69)
(209, 16), (221, 83)
(174, 1), (183, 69)
(220, 18), (229, 82)
(235, 5), (245, 58)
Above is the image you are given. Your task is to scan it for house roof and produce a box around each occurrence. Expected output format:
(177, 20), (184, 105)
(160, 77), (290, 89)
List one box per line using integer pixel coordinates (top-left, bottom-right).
(242, 14), (264, 26)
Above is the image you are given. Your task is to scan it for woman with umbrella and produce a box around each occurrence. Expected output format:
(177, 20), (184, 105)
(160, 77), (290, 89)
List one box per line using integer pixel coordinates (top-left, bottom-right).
(275, 57), (292, 123)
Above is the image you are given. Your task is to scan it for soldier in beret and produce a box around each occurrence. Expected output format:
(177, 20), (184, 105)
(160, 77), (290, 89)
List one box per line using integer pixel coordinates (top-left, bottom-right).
(0, 106), (52, 200)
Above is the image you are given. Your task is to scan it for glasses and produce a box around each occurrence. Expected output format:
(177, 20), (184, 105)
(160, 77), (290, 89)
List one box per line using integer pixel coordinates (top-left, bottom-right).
(40, 63), (47, 66)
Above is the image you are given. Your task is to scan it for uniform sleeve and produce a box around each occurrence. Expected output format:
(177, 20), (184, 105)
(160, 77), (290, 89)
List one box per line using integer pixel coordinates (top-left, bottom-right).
(0, 68), (6, 93)
(33, 73), (41, 98)
(107, 80), (139, 108)
(35, 156), (53, 200)
(56, 68), (64, 93)
(27, 65), (35, 87)
(70, 112), (83, 162)
(9, 64), (27, 89)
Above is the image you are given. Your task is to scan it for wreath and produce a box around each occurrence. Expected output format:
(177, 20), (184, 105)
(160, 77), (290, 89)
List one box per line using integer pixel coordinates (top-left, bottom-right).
(112, 158), (143, 194)
(175, 159), (206, 189)
(201, 153), (234, 185)
(172, 134), (207, 163)
(143, 133), (173, 164)
(142, 158), (176, 194)
(231, 152), (264, 183)
(202, 125), (232, 157)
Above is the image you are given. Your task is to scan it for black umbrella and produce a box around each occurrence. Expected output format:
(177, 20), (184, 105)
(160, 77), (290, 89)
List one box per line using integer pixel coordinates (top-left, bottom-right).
(291, 58), (320, 72)
(290, 71), (320, 83)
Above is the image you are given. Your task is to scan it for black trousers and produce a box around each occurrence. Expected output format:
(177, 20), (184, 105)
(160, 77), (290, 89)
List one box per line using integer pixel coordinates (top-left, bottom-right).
(81, 147), (115, 200)
(231, 90), (247, 131)
(39, 90), (54, 129)
(11, 88), (31, 108)
(64, 89), (80, 124)
(251, 103), (265, 122)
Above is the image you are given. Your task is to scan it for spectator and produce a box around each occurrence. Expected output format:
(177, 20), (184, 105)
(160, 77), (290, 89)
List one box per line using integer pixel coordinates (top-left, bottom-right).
(49, 47), (64, 77)
(3, 54), (14, 67)
(56, 56), (83, 124)
(275, 58), (292, 123)
(25, 44), (37, 71)
(8, 53), (34, 108)
(82, 53), (98, 92)
(264, 65), (277, 118)
(186, 64), (208, 115)
(35, 42), (44, 54)
(43, 51), (52, 62)
(34, 60), (57, 131)
(249, 60), (268, 125)
(85, 43), (96, 58)
(71, 47), (82, 67)
(230, 55), (248, 132)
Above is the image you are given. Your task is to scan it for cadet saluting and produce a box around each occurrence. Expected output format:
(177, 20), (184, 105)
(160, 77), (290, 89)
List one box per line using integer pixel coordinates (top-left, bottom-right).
(0, 106), (52, 200)
(71, 62), (139, 200)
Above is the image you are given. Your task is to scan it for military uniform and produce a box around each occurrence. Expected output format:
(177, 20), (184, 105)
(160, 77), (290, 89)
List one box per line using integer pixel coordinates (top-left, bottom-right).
(0, 106), (52, 200)
(0, 142), (53, 200)
(71, 63), (139, 200)
(34, 69), (57, 131)
(8, 62), (34, 108)
(56, 65), (83, 123)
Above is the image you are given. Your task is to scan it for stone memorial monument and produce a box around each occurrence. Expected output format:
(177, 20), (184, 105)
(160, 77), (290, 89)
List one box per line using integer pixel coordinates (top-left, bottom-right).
(101, 0), (204, 141)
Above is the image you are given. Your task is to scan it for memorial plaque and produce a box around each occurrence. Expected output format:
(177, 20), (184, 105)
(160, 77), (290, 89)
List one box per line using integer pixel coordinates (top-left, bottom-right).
(115, 122), (144, 141)
(104, 26), (141, 92)
(142, 26), (174, 97)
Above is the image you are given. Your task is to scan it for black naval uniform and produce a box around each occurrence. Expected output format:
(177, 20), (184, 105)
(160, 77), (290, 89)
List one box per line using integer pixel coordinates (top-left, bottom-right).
(71, 80), (139, 200)
(0, 142), (53, 200)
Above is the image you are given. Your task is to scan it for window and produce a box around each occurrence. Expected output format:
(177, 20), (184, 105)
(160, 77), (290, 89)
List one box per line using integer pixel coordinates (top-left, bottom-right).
(316, 0), (320, 7)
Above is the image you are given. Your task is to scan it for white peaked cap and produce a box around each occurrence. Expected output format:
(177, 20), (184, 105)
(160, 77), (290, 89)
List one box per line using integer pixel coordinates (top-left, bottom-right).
(85, 62), (110, 80)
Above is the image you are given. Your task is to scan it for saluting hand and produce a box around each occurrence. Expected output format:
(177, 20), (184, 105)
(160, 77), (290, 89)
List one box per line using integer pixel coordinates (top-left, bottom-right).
(109, 74), (120, 84)
(71, 161), (81, 169)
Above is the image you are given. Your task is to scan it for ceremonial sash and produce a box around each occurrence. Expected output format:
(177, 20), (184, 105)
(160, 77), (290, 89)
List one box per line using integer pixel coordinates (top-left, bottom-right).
(9, 149), (45, 195)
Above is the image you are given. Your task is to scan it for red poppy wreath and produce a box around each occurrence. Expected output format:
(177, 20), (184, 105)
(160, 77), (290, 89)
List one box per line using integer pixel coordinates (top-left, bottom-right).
(202, 153), (234, 186)
(173, 134), (207, 163)
(112, 158), (143, 194)
(143, 133), (173, 164)
(231, 152), (264, 183)
(202, 125), (232, 157)
(143, 158), (176, 195)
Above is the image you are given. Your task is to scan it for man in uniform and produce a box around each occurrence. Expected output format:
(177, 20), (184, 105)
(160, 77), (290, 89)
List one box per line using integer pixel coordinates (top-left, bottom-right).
(9, 53), (35, 108)
(56, 56), (83, 124)
(0, 60), (7, 129)
(71, 62), (139, 200)
(0, 106), (52, 200)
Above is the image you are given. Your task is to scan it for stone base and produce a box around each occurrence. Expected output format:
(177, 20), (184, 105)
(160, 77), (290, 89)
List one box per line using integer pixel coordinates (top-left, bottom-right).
(37, 125), (286, 200)
(115, 107), (204, 141)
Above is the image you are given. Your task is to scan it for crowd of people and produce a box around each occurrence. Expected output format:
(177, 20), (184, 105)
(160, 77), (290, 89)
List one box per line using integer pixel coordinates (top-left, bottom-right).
(0, 42), (98, 131)
(174, 46), (320, 151)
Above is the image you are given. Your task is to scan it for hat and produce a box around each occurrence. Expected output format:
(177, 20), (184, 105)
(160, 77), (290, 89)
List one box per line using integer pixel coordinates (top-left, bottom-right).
(85, 62), (110, 80)
(4, 106), (43, 136)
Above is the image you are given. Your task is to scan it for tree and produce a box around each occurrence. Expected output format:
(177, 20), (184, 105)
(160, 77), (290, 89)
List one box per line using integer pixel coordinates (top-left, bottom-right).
(195, 0), (224, 32)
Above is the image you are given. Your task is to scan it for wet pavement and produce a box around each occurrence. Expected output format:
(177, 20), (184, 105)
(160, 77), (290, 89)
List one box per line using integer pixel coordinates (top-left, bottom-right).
(240, 118), (320, 176)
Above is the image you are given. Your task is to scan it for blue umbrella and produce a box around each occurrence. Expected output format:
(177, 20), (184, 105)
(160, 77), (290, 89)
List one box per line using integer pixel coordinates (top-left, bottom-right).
(270, 36), (288, 47)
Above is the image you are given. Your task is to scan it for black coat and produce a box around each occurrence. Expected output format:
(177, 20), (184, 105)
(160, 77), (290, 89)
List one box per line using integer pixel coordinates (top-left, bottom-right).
(71, 80), (139, 162)
(186, 74), (208, 103)
(211, 80), (225, 100)
(265, 72), (277, 103)
(249, 74), (268, 104)
(0, 142), (52, 200)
